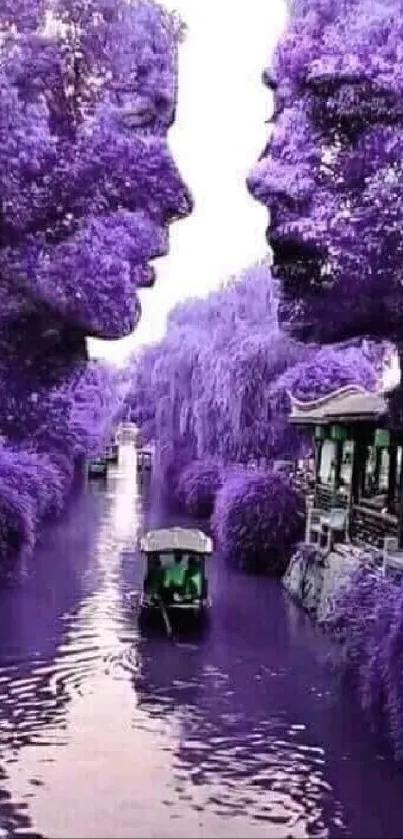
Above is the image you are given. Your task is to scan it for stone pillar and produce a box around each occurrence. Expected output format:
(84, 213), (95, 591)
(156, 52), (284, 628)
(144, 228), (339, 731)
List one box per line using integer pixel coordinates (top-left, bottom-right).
(397, 446), (403, 549)
(313, 438), (323, 506)
(387, 444), (397, 513)
(333, 440), (343, 501)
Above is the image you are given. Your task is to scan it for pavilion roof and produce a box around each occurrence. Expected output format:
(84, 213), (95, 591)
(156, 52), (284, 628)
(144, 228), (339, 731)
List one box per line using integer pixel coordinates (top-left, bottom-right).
(288, 385), (387, 426)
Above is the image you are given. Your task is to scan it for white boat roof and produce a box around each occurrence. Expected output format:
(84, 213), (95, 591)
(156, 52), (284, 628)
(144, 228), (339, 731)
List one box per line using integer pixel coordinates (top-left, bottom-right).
(139, 527), (213, 555)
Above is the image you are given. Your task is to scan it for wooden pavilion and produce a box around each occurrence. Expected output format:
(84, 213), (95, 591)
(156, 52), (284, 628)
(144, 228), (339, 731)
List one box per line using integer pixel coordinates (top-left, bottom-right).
(288, 385), (403, 550)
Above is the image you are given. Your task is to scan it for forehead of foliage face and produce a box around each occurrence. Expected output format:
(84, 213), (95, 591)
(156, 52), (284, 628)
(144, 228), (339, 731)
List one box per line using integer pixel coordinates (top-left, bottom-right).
(251, 0), (403, 344)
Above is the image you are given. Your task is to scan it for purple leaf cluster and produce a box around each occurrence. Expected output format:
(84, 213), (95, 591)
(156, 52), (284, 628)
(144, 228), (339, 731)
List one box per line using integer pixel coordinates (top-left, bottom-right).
(211, 468), (304, 575)
(328, 566), (403, 761)
(277, 344), (377, 403)
(248, 0), (403, 347)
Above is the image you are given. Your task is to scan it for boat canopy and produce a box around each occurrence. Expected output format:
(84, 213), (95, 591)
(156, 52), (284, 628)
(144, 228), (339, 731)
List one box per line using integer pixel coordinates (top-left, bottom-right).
(139, 527), (213, 556)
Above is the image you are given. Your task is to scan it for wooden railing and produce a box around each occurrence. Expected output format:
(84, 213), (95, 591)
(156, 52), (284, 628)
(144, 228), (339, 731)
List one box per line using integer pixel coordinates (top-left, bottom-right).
(350, 502), (397, 549)
(314, 484), (349, 512)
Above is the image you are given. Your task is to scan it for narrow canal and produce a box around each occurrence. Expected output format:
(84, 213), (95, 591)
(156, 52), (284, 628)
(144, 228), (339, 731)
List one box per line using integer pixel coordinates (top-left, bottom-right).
(0, 445), (402, 839)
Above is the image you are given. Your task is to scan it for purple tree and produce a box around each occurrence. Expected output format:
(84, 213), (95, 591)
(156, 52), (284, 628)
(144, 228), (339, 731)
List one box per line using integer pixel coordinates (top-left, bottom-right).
(0, 0), (191, 560)
(277, 344), (378, 403)
(126, 258), (380, 513)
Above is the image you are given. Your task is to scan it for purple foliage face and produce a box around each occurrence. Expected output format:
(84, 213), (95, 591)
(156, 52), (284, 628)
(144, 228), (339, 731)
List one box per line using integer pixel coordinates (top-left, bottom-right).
(248, 0), (403, 344)
(0, 0), (189, 563)
(1, 0), (192, 339)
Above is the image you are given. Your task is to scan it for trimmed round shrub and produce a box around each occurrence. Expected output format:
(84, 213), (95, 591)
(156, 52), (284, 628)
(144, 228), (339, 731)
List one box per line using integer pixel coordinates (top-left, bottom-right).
(177, 459), (224, 518)
(212, 468), (304, 575)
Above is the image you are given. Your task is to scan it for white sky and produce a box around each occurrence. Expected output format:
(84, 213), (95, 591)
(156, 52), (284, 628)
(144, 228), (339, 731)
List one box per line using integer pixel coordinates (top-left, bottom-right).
(89, 0), (288, 364)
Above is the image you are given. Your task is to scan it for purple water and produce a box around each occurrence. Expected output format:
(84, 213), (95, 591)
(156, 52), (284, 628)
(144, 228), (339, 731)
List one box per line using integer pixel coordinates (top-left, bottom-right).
(0, 445), (402, 838)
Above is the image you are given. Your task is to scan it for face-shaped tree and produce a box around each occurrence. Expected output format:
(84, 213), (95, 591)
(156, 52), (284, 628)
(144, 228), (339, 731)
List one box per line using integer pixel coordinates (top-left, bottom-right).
(248, 0), (403, 345)
(0, 0), (192, 340)
(0, 0), (191, 561)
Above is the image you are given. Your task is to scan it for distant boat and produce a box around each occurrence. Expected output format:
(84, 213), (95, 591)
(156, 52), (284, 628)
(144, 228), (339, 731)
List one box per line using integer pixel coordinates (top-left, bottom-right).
(87, 458), (108, 479)
(136, 447), (153, 474)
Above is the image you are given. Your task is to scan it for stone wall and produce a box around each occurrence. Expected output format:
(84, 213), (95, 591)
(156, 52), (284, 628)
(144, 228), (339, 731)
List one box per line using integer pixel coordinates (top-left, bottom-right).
(283, 541), (380, 624)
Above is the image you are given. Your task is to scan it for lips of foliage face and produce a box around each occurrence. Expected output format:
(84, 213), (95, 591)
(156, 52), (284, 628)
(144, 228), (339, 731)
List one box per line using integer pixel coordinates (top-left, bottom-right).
(211, 469), (304, 575)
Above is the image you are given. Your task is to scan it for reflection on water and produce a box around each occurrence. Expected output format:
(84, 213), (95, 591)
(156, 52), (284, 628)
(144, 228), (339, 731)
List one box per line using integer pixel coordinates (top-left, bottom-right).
(0, 446), (401, 838)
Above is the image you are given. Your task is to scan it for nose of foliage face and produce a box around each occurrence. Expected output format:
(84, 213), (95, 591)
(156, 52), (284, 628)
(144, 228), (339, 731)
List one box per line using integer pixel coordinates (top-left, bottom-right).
(0, 0), (191, 340)
(250, 0), (403, 346)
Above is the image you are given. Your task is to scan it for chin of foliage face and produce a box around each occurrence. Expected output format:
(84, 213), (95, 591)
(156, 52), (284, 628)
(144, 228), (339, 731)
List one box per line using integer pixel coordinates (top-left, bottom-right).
(248, 0), (403, 345)
(211, 469), (303, 575)
(328, 565), (403, 761)
(0, 0), (191, 339)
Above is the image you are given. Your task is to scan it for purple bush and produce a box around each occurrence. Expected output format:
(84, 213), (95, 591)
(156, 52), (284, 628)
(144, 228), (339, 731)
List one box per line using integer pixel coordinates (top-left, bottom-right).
(328, 566), (403, 761)
(177, 459), (225, 519)
(0, 0), (191, 562)
(211, 469), (304, 575)
(277, 344), (378, 403)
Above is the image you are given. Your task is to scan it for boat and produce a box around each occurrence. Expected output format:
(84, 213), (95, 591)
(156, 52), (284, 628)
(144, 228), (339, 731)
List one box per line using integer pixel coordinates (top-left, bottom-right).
(137, 527), (213, 635)
(137, 447), (153, 474)
(87, 457), (108, 479)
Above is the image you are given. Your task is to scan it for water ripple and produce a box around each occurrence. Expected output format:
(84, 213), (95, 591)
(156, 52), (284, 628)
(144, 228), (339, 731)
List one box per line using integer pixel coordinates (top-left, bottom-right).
(0, 447), (400, 838)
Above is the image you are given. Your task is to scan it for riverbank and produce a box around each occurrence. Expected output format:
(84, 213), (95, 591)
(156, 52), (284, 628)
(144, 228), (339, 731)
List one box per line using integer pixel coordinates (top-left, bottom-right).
(283, 539), (403, 764)
(282, 541), (377, 624)
(1, 445), (403, 837)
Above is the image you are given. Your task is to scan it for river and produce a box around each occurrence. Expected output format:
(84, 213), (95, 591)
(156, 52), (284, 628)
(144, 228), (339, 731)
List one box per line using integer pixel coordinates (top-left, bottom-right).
(0, 444), (402, 838)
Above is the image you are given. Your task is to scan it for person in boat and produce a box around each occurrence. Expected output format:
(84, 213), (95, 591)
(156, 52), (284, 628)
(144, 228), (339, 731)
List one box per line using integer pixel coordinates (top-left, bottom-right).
(163, 551), (187, 601)
(144, 554), (164, 601)
(183, 554), (202, 601)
